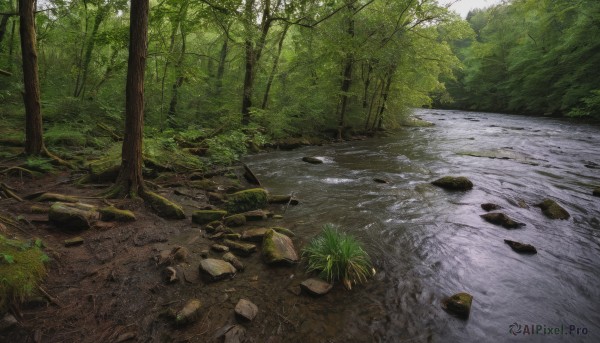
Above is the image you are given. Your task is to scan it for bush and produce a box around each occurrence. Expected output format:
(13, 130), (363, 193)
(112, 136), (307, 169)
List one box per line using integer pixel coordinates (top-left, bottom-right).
(302, 224), (374, 290)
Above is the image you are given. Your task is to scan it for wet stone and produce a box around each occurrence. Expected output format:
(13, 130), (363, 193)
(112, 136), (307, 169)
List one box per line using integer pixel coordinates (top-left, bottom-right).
(302, 156), (323, 164)
(481, 203), (501, 212)
(235, 298), (258, 321)
(535, 199), (570, 220)
(504, 239), (537, 254)
(64, 237), (84, 247)
(431, 176), (473, 191)
(199, 259), (236, 281)
(262, 229), (299, 265)
(373, 178), (389, 184)
(211, 244), (229, 252)
(300, 278), (333, 296)
(480, 212), (525, 229)
(223, 239), (257, 256)
(175, 299), (202, 325)
(241, 210), (268, 221)
(593, 188), (600, 197)
(441, 292), (473, 318)
(223, 325), (246, 343)
(222, 252), (244, 271)
(241, 228), (269, 242)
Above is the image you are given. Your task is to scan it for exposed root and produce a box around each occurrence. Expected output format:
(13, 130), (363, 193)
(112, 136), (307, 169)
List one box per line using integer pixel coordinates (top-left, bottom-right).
(0, 166), (41, 178)
(0, 183), (23, 202)
(42, 147), (76, 169)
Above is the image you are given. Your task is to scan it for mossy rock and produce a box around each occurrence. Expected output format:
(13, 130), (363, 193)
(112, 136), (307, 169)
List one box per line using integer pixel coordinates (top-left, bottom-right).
(223, 214), (246, 227)
(271, 227), (295, 237)
(441, 292), (473, 318)
(431, 176), (473, 191)
(49, 202), (99, 230)
(188, 179), (218, 191)
(223, 239), (257, 256)
(99, 206), (136, 222)
(143, 191), (185, 219)
(88, 158), (121, 183)
(593, 188), (600, 197)
(226, 188), (268, 214)
(0, 235), (48, 312)
(34, 192), (78, 203)
(535, 199), (570, 220)
(262, 229), (299, 265)
(192, 210), (227, 225)
(480, 212), (525, 229)
(267, 195), (299, 205)
(175, 299), (202, 325)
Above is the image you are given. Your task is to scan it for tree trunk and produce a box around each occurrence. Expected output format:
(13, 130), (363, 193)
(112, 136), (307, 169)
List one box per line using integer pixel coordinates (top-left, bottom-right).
(214, 34), (228, 96)
(364, 79), (381, 130)
(337, 1), (356, 140)
(19, 0), (43, 155)
(167, 4), (188, 124)
(7, 16), (16, 71)
(373, 71), (393, 131)
(75, 5), (109, 98)
(113, 0), (149, 197)
(0, 14), (10, 45)
(241, 38), (254, 126)
(261, 23), (289, 109)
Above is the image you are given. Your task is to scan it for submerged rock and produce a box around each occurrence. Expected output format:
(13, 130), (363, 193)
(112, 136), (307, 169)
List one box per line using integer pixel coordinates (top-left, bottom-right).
(268, 195), (299, 205)
(49, 202), (99, 230)
(192, 210), (228, 225)
(373, 178), (389, 184)
(235, 299), (258, 321)
(535, 199), (570, 220)
(302, 156), (323, 164)
(593, 188), (600, 197)
(300, 278), (333, 296)
(481, 203), (501, 212)
(199, 259), (236, 281)
(262, 229), (299, 265)
(241, 209), (268, 221)
(223, 239), (257, 256)
(504, 240), (537, 254)
(99, 206), (136, 222)
(441, 292), (473, 318)
(223, 214), (246, 227)
(241, 228), (269, 242)
(226, 188), (268, 214)
(175, 299), (202, 325)
(480, 212), (525, 229)
(431, 176), (473, 191)
(222, 252), (244, 271)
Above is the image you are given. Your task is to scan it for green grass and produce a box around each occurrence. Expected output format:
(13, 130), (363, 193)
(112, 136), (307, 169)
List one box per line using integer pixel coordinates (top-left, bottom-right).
(302, 224), (373, 290)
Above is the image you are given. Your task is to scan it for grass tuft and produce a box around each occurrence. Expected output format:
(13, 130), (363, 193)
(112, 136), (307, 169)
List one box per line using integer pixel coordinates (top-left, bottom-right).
(302, 224), (373, 290)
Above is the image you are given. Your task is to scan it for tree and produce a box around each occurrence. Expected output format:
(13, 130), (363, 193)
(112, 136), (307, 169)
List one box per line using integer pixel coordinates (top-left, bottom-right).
(19, 0), (43, 155)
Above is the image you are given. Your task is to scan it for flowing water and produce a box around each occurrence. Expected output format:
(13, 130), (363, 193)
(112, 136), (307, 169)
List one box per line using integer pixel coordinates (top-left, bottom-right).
(243, 109), (600, 342)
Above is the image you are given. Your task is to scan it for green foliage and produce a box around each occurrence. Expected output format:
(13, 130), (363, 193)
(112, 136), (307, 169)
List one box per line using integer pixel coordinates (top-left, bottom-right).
(45, 125), (87, 147)
(206, 130), (248, 165)
(25, 157), (55, 173)
(0, 235), (48, 311)
(302, 224), (373, 290)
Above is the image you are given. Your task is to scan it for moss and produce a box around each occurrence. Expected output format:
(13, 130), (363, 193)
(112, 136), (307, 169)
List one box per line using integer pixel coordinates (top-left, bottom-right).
(271, 227), (295, 237)
(226, 188), (268, 214)
(223, 214), (246, 227)
(0, 235), (48, 312)
(48, 202), (98, 230)
(99, 206), (136, 222)
(191, 210), (227, 225)
(34, 192), (79, 203)
(536, 199), (570, 220)
(143, 191), (186, 219)
(45, 126), (87, 147)
(431, 176), (473, 191)
(188, 179), (218, 191)
(441, 292), (473, 318)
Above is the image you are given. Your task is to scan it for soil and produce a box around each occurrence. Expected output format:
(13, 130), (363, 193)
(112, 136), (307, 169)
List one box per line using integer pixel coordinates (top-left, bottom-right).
(0, 165), (384, 343)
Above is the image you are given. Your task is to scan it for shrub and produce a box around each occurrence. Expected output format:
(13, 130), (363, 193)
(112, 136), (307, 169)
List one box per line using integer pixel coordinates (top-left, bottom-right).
(302, 224), (374, 290)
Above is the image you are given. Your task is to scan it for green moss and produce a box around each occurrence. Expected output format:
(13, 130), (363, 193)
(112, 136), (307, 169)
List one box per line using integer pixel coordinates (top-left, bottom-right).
(431, 176), (473, 191)
(143, 191), (186, 219)
(45, 126), (87, 147)
(223, 214), (246, 227)
(536, 199), (570, 220)
(226, 188), (268, 213)
(188, 179), (218, 191)
(0, 235), (48, 312)
(191, 210), (227, 225)
(441, 292), (473, 318)
(99, 206), (136, 222)
(271, 227), (295, 237)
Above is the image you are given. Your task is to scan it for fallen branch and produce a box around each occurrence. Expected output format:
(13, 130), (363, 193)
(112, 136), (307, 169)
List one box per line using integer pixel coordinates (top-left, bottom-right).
(0, 69), (12, 77)
(0, 183), (23, 201)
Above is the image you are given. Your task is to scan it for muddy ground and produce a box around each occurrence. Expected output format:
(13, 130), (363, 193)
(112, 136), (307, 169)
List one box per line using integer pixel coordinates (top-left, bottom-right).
(0, 166), (386, 343)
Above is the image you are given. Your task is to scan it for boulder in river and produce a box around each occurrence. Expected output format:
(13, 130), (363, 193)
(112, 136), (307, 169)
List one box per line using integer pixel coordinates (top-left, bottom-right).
(504, 240), (537, 254)
(535, 199), (570, 220)
(262, 229), (299, 265)
(235, 298), (258, 321)
(373, 178), (389, 184)
(49, 202), (99, 230)
(300, 278), (333, 296)
(224, 214), (246, 227)
(271, 227), (295, 237)
(441, 292), (473, 318)
(199, 258), (236, 281)
(431, 176), (473, 191)
(302, 156), (323, 164)
(226, 188), (268, 214)
(593, 188), (600, 197)
(192, 210), (228, 225)
(241, 209), (268, 221)
(241, 228), (269, 242)
(175, 299), (202, 325)
(480, 212), (525, 229)
(223, 239), (257, 256)
(481, 203), (501, 212)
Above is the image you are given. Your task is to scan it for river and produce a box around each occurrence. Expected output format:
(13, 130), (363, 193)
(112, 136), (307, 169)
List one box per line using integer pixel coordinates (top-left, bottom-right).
(243, 109), (600, 342)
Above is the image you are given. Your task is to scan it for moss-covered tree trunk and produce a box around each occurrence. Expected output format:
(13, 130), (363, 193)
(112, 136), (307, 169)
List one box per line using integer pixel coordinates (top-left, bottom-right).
(19, 0), (43, 155)
(337, 1), (356, 140)
(261, 23), (289, 110)
(112, 0), (149, 197)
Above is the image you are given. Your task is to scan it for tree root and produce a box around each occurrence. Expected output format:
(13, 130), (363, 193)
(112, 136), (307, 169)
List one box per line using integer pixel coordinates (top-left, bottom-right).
(0, 166), (41, 178)
(42, 147), (76, 169)
(0, 183), (23, 202)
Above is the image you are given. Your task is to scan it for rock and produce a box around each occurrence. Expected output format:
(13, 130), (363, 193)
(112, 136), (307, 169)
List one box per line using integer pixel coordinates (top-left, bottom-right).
(262, 229), (299, 265)
(99, 206), (136, 222)
(199, 259), (236, 281)
(223, 233), (241, 240)
(171, 246), (189, 262)
(373, 178), (389, 184)
(223, 325), (246, 343)
(288, 285), (302, 296)
(241, 228), (269, 242)
(175, 299), (202, 325)
(593, 188), (600, 197)
(0, 313), (18, 331)
(241, 209), (268, 221)
(302, 156), (323, 164)
(235, 298), (258, 321)
(223, 239), (257, 256)
(192, 210), (228, 225)
(480, 212), (525, 229)
(222, 252), (244, 271)
(164, 266), (178, 283)
(226, 188), (268, 213)
(188, 179), (218, 191)
(535, 199), (570, 220)
(431, 176), (473, 191)
(441, 292), (473, 318)
(30, 205), (49, 214)
(207, 192), (225, 203)
(481, 203), (501, 212)
(224, 214), (246, 227)
(300, 278), (333, 296)
(204, 220), (222, 232)
(49, 202), (99, 230)
(64, 237), (84, 247)
(504, 240), (537, 254)
(143, 191), (185, 219)
(114, 332), (136, 343)
(200, 249), (210, 258)
(268, 195), (299, 205)
(33, 192), (78, 203)
(272, 215), (283, 219)
(271, 227), (295, 237)
(211, 244), (229, 252)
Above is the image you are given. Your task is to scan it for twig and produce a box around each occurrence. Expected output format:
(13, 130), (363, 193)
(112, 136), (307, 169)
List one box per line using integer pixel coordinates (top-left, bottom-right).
(38, 286), (63, 308)
(283, 192), (295, 214)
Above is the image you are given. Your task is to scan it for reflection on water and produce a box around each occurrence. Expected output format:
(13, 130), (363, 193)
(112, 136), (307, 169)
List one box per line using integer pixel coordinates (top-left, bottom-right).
(244, 109), (600, 342)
